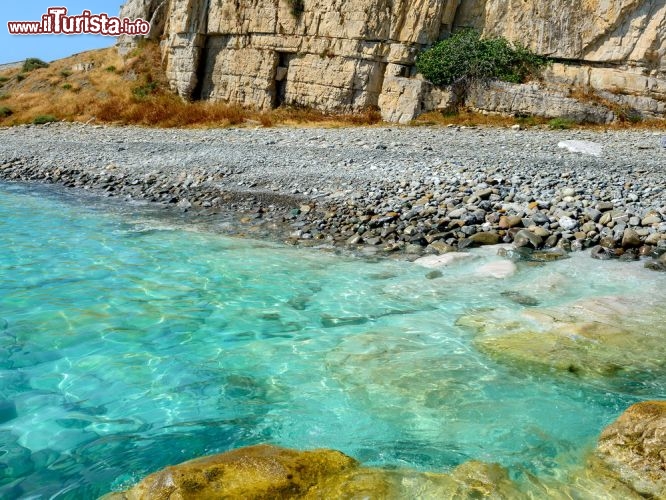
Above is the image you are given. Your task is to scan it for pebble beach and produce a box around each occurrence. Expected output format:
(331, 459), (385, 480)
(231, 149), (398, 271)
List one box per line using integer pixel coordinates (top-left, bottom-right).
(1, 122), (665, 269)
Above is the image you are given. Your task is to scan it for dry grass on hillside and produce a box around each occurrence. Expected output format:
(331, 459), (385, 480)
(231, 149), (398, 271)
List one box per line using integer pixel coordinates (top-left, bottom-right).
(0, 42), (381, 128)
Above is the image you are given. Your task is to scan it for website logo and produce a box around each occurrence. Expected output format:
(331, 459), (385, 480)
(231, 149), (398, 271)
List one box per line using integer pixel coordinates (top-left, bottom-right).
(7, 7), (150, 36)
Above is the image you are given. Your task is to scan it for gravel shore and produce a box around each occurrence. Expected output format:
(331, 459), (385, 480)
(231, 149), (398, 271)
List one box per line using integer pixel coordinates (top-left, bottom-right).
(1, 122), (665, 269)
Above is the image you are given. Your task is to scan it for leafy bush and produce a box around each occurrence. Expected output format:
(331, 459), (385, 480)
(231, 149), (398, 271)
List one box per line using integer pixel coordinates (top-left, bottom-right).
(16, 74), (25, 82)
(516, 115), (539, 127)
(105, 65), (117, 73)
(0, 76), (8, 83)
(60, 70), (72, 78)
(617, 106), (642, 123)
(22, 58), (49, 72)
(62, 83), (73, 90)
(33, 114), (57, 125)
(0, 106), (12, 118)
(548, 117), (575, 130)
(416, 29), (550, 87)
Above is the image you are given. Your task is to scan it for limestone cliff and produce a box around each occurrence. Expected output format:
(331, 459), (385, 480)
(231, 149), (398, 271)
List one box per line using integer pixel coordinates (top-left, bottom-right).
(119, 0), (665, 122)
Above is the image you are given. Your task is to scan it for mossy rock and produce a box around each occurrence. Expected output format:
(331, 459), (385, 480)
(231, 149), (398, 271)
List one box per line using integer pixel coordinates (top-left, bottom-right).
(309, 460), (522, 499)
(105, 444), (357, 499)
(595, 401), (666, 498)
(457, 296), (666, 379)
(104, 445), (525, 499)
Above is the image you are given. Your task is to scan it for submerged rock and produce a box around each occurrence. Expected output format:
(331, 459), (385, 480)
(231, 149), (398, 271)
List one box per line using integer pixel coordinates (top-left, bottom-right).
(497, 246), (568, 263)
(320, 314), (369, 328)
(104, 444), (357, 499)
(457, 296), (666, 379)
(309, 460), (522, 499)
(501, 291), (540, 307)
(552, 401), (666, 499)
(645, 252), (666, 272)
(476, 260), (517, 279)
(530, 249), (569, 262)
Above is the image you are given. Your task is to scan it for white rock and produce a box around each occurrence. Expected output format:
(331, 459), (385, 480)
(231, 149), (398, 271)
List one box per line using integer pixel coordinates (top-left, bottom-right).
(558, 216), (579, 231)
(476, 260), (517, 279)
(414, 252), (474, 269)
(557, 140), (603, 157)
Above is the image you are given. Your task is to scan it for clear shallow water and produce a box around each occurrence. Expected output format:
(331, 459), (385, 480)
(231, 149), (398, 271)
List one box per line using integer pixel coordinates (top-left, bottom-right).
(0, 182), (664, 499)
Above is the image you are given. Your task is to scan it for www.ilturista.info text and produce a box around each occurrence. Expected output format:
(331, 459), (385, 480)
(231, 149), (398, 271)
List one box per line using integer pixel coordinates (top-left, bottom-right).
(7, 8), (150, 36)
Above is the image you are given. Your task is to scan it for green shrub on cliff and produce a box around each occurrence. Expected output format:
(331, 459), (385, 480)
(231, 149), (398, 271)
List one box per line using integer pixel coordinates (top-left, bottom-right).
(416, 29), (550, 87)
(22, 58), (49, 72)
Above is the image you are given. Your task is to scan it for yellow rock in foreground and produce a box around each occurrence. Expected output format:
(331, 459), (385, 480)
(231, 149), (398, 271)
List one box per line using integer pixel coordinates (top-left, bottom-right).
(103, 445), (356, 499)
(103, 445), (522, 499)
(596, 401), (666, 498)
(104, 401), (665, 499)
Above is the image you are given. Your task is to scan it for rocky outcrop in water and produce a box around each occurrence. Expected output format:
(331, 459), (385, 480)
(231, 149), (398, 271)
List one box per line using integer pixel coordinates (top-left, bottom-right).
(595, 401), (666, 498)
(103, 445), (357, 499)
(118, 0), (666, 123)
(457, 296), (666, 379)
(105, 401), (666, 498)
(102, 444), (525, 499)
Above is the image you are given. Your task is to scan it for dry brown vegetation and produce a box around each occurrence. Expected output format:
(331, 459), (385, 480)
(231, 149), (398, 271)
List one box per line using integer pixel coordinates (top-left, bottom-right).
(412, 108), (549, 128)
(567, 86), (666, 130)
(414, 105), (666, 130)
(0, 41), (381, 128)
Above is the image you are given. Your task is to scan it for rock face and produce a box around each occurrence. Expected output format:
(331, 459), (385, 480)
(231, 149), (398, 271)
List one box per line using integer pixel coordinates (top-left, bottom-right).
(466, 82), (615, 124)
(117, 0), (169, 52)
(118, 0), (666, 123)
(596, 401), (666, 498)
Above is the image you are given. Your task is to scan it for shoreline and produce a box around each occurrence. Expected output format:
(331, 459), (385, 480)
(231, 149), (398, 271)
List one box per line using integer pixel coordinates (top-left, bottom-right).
(1, 122), (665, 269)
(1, 123), (665, 499)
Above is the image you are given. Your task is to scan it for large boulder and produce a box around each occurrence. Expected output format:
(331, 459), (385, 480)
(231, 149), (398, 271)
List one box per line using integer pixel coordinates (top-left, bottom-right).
(308, 460), (522, 499)
(104, 444), (525, 499)
(595, 401), (666, 498)
(104, 444), (357, 499)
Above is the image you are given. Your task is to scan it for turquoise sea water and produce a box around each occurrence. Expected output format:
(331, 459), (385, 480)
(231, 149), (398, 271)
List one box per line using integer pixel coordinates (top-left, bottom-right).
(0, 182), (664, 498)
